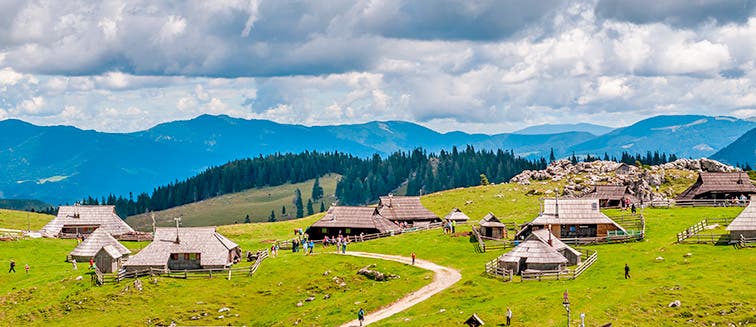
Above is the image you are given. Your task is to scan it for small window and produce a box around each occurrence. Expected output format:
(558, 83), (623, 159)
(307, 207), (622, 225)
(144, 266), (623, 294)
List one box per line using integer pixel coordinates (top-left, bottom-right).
(196, 253), (201, 261)
(591, 203), (598, 210)
(321, 228), (328, 234)
(170, 253), (178, 260)
(184, 253), (190, 260)
(189, 253), (197, 260)
(345, 228), (351, 234)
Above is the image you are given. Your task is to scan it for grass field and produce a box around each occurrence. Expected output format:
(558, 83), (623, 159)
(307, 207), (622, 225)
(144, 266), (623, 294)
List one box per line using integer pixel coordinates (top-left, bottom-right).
(0, 210), (54, 231)
(126, 174), (340, 230)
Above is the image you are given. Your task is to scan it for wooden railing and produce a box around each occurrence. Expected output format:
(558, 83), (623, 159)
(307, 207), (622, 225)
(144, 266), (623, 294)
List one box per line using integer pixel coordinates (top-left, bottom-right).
(248, 248), (269, 277)
(676, 218), (733, 244)
(520, 249), (598, 281)
(278, 221), (451, 249)
(484, 257), (512, 281)
(674, 199), (750, 207)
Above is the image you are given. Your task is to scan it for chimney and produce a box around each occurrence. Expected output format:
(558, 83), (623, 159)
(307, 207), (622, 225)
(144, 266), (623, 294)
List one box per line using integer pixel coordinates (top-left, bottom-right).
(388, 193), (393, 207)
(174, 216), (182, 244)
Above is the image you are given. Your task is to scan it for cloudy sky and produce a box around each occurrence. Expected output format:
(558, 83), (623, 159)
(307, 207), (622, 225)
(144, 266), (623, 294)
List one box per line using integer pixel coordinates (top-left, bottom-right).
(1, 0), (756, 134)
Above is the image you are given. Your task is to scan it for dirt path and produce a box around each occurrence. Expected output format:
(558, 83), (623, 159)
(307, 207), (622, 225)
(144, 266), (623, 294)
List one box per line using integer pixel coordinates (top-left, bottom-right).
(338, 251), (461, 327)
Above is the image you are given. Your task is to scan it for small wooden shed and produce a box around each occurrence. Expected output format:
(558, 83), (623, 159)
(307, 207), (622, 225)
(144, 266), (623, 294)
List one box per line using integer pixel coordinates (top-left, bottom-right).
(377, 195), (440, 226)
(41, 205), (135, 238)
(676, 172), (756, 202)
(95, 245), (125, 273)
(479, 213), (507, 239)
(516, 199), (626, 239)
(726, 195), (756, 240)
(308, 206), (400, 240)
(444, 208), (470, 223)
(498, 229), (581, 275)
(68, 228), (131, 263)
(584, 185), (637, 208)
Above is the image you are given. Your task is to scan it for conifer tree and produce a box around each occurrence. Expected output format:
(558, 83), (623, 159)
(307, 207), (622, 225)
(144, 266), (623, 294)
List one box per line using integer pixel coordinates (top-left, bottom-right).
(282, 205), (287, 217)
(268, 210), (276, 222)
(549, 148), (556, 162)
(320, 201), (326, 212)
(294, 188), (304, 218)
(311, 176), (324, 200)
(244, 214), (251, 224)
(306, 199), (314, 216)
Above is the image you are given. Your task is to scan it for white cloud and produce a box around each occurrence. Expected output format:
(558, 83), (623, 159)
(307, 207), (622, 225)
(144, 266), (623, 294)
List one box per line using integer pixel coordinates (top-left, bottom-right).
(0, 67), (24, 85)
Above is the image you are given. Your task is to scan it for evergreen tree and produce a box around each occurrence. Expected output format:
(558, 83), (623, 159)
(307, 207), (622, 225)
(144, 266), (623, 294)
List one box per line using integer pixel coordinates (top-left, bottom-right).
(294, 188), (304, 218)
(320, 201), (326, 212)
(549, 148), (556, 162)
(480, 173), (490, 186)
(311, 176), (324, 200)
(268, 210), (276, 222)
(281, 205), (287, 217)
(244, 214), (251, 224)
(306, 199), (314, 216)
(603, 152), (610, 161)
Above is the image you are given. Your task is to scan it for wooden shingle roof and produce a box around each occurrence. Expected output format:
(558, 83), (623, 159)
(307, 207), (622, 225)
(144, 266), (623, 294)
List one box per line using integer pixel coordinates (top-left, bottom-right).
(585, 185), (636, 202)
(310, 206), (400, 233)
(529, 229), (581, 258)
(124, 227), (238, 268)
(444, 208), (470, 222)
(528, 199), (625, 230)
(69, 228), (131, 258)
(727, 199), (756, 232)
(500, 229), (579, 265)
(378, 196), (439, 222)
(41, 205), (135, 236)
(677, 172), (756, 200)
(479, 212), (507, 228)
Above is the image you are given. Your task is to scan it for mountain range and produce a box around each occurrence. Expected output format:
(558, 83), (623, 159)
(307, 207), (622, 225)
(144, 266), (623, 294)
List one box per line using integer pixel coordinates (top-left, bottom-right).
(0, 114), (754, 204)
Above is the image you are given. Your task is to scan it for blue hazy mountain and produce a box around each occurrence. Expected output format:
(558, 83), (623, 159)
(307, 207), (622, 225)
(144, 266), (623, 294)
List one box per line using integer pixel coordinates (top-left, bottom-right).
(513, 123), (613, 136)
(0, 115), (592, 204)
(567, 115), (756, 159)
(710, 127), (756, 167)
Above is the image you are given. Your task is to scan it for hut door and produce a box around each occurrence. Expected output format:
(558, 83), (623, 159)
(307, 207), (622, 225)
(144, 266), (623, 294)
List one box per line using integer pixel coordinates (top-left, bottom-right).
(518, 257), (527, 274)
(485, 228), (493, 238)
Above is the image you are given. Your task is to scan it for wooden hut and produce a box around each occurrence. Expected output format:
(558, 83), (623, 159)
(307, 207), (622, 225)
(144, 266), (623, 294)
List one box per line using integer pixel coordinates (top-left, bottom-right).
(676, 172), (756, 202)
(614, 163), (634, 175)
(95, 245), (126, 273)
(377, 195), (440, 226)
(41, 205), (135, 238)
(444, 208), (470, 223)
(498, 229), (581, 275)
(123, 227), (240, 273)
(308, 206), (400, 240)
(726, 196), (756, 240)
(516, 199), (625, 239)
(479, 213), (507, 239)
(584, 185), (637, 208)
(68, 228), (131, 263)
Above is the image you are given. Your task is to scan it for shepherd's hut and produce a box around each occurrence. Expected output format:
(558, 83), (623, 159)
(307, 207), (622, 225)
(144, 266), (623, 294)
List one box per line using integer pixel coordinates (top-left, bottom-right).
(583, 185), (637, 208)
(308, 206), (400, 240)
(726, 195), (756, 240)
(516, 198), (625, 239)
(498, 229), (581, 275)
(68, 228), (131, 263)
(41, 205), (135, 238)
(479, 213), (507, 239)
(377, 195), (440, 226)
(95, 245), (127, 273)
(676, 172), (756, 202)
(444, 208), (470, 223)
(123, 227), (240, 273)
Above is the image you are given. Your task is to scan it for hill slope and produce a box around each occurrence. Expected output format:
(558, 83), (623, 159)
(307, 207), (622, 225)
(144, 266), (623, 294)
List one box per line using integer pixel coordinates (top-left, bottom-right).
(710, 127), (756, 167)
(568, 115), (756, 158)
(514, 123), (613, 136)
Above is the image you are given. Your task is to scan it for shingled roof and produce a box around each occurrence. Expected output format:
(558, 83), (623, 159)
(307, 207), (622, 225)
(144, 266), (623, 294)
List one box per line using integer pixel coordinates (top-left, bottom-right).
(310, 206), (400, 233)
(499, 238), (568, 265)
(124, 227), (238, 268)
(527, 199), (625, 230)
(378, 196), (439, 222)
(677, 172), (756, 200)
(444, 208), (470, 222)
(69, 228), (131, 259)
(529, 229), (581, 258)
(585, 185), (637, 202)
(727, 198), (756, 232)
(479, 212), (507, 228)
(41, 205), (135, 236)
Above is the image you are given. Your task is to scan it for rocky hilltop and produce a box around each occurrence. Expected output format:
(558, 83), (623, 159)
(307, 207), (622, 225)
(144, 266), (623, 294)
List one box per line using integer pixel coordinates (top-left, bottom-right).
(510, 158), (738, 202)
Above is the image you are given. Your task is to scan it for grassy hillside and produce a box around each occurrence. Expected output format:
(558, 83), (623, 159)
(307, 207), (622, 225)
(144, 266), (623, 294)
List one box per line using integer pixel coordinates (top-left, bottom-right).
(126, 174), (340, 231)
(0, 209), (53, 231)
(0, 199), (52, 212)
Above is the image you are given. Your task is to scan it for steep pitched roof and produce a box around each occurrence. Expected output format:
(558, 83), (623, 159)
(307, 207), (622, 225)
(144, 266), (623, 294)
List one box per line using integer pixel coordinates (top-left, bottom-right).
(528, 199), (625, 231)
(378, 196), (439, 222)
(69, 228), (131, 258)
(479, 212), (506, 228)
(529, 229), (581, 258)
(41, 205), (135, 236)
(727, 199), (756, 232)
(677, 172), (756, 200)
(98, 245), (122, 259)
(444, 208), (470, 222)
(310, 206), (400, 233)
(499, 238), (568, 265)
(585, 185), (636, 202)
(124, 227), (238, 268)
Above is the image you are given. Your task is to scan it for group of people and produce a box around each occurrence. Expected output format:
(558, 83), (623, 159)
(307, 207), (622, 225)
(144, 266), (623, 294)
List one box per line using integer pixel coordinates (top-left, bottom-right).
(8, 259), (29, 274)
(442, 219), (457, 234)
(728, 194), (749, 206)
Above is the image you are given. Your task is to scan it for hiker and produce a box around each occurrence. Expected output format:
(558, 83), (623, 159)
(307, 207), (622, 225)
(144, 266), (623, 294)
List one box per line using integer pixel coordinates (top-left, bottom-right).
(71, 258), (78, 270)
(309, 240), (314, 255)
(631, 203), (637, 214)
(24, 263), (29, 274)
(8, 259), (16, 273)
(302, 239), (309, 255)
(89, 257), (94, 269)
(341, 238), (348, 254)
(624, 263), (631, 279)
(452, 220), (457, 233)
(358, 308), (365, 326)
(506, 307), (512, 326)
(411, 252), (416, 265)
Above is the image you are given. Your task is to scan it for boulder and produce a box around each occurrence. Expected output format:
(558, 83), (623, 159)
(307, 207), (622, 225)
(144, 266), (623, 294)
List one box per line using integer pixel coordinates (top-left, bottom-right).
(668, 300), (681, 308)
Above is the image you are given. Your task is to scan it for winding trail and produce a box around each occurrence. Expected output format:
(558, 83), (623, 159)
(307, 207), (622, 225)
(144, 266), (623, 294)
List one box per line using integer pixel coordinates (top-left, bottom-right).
(338, 251), (461, 327)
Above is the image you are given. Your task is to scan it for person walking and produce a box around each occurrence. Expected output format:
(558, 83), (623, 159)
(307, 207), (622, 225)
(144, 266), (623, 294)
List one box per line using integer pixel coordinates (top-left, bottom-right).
(631, 203), (637, 214)
(506, 307), (512, 326)
(8, 259), (16, 273)
(89, 257), (94, 269)
(24, 263), (29, 274)
(452, 220), (457, 233)
(71, 258), (78, 270)
(357, 308), (365, 326)
(309, 240), (314, 255)
(411, 252), (416, 265)
(624, 263), (631, 279)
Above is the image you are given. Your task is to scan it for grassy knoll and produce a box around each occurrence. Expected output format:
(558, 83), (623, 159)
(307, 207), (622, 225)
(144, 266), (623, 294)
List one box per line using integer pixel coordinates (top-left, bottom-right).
(348, 206), (755, 326)
(0, 237), (431, 326)
(127, 174), (340, 230)
(0, 210), (53, 231)
(217, 213), (326, 250)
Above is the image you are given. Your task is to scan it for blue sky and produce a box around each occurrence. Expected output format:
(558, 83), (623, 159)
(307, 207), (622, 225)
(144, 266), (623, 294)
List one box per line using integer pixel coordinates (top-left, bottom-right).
(1, 0), (755, 134)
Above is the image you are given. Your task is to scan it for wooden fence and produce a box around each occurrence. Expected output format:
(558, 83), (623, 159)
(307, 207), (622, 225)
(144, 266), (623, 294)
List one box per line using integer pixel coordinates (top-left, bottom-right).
(674, 199), (751, 207)
(484, 257), (513, 281)
(471, 225), (516, 253)
(676, 217), (733, 244)
(278, 221), (449, 250)
(520, 249), (598, 281)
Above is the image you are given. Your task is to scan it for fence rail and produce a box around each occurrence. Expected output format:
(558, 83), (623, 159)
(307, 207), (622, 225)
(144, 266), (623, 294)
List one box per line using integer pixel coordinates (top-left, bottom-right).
(484, 257), (513, 281)
(279, 221), (450, 250)
(520, 249), (598, 281)
(676, 218), (733, 244)
(674, 199), (750, 207)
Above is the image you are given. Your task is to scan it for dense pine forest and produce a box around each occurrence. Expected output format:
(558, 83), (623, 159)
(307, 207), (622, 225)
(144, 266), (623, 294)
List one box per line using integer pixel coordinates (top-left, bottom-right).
(77, 148), (686, 219)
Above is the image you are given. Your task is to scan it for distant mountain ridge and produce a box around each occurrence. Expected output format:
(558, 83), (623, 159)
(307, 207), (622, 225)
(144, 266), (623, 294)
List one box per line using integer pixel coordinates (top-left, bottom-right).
(514, 123), (613, 136)
(710, 127), (756, 167)
(0, 114), (753, 204)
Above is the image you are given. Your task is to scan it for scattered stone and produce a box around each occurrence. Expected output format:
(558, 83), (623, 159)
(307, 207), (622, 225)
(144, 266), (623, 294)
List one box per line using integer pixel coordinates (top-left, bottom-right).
(277, 282), (283, 286)
(216, 315), (224, 319)
(358, 264), (399, 281)
(339, 282), (347, 287)
(234, 314), (239, 317)
(683, 253), (693, 258)
(190, 316), (200, 320)
(296, 301), (303, 307)
(439, 309), (446, 313)
(669, 300), (681, 308)
(354, 302), (361, 305)
(656, 257), (664, 262)
(323, 270), (330, 276)
(202, 312), (208, 316)
(218, 307), (230, 313)
(196, 301), (204, 305)
(134, 279), (143, 292)
(75, 276), (83, 281)
(305, 296), (315, 302)
(324, 294), (331, 300)
(465, 200), (473, 205)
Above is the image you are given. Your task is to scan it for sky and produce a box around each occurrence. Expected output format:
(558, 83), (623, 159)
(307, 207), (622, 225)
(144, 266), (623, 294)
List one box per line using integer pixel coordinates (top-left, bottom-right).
(1, 0), (756, 134)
